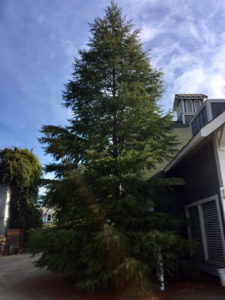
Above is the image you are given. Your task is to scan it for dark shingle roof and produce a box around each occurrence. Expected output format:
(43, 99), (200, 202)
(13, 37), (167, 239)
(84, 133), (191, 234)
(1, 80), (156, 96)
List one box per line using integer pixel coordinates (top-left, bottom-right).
(175, 94), (208, 99)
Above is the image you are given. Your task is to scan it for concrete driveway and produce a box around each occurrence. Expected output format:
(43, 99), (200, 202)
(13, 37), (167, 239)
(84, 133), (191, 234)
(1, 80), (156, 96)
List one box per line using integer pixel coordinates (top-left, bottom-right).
(0, 254), (90, 300)
(1, 254), (225, 300)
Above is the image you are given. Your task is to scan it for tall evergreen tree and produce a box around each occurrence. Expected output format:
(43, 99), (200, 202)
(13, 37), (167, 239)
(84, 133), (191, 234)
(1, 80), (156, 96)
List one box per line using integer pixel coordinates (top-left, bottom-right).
(29, 3), (192, 297)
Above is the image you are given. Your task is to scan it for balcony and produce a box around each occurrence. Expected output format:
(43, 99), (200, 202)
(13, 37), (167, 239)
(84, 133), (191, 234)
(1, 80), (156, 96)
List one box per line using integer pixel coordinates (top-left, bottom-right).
(191, 99), (225, 136)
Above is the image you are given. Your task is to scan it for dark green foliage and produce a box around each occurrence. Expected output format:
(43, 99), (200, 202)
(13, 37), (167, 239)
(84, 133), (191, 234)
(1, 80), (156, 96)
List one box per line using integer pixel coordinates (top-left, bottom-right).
(0, 147), (42, 230)
(29, 2), (194, 297)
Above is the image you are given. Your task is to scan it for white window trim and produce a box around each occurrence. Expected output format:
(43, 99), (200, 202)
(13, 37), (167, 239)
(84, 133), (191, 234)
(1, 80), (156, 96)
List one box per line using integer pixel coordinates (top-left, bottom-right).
(213, 126), (225, 187)
(195, 100), (201, 112)
(220, 188), (225, 229)
(181, 99), (185, 113)
(186, 100), (193, 113)
(185, 194), (225, 262)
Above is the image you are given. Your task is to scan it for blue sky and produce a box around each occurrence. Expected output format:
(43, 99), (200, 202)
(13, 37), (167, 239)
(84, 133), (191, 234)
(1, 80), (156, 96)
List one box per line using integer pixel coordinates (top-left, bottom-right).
(1, 0), (225, 176)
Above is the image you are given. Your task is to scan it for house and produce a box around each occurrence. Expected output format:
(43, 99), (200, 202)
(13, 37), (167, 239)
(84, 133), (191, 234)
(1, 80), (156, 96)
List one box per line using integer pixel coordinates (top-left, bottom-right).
(164, 94), (225, 275)
(1, 184), (54, 230)
(42, 207), (54, 226)
(0, 184), (11, 235)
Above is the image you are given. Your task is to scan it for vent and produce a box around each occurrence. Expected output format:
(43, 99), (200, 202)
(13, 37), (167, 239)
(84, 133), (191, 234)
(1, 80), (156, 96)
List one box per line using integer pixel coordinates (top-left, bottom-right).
(202, 201), (224, 261)
(186, 198), (225, 263)
(188, 206), (204, 258)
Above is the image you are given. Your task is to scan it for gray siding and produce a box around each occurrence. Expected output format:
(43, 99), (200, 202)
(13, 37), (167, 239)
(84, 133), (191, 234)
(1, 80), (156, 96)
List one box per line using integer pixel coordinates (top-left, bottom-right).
(168, 139), (220, 206)
(191, 106), (208, 136)
(160, 139), (220, 221)
(184, 114), (194, 125)
(164, 131), (225, 269)
(211, 103), (225, 119)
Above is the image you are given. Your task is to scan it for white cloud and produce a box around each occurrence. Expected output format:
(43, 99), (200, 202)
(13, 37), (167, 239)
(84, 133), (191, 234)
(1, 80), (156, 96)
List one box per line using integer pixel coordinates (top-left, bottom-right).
(140, 25), (162, 43)
(207, 75), (225, 98)
(187, 23), (200, 40)
(120, 0), (225, 109)
(172, 69), (207, 94)
(198, 20), (216, 44)
(57, 1), (225, 111)
(162, 37), (225, 108)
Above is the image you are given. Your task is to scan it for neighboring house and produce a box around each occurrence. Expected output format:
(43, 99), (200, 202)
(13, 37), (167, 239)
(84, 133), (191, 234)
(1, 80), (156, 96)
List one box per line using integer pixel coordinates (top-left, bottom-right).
(164, 94), (225, 275)
(42, 207), (55, 226)
(0, 184), (11, 235)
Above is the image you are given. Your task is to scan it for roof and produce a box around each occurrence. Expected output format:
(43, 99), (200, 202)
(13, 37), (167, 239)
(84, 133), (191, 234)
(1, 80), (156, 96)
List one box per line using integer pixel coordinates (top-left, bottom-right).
(173, 94), (208, 110)
(164, 111), (225, 173)
(175, 94), (208, 99)
(144, 122), (191, 178)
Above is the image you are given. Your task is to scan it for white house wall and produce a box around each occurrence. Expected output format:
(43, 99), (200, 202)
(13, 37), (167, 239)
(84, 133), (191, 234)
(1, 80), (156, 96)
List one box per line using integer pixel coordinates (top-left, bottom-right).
(0, 184), (11, 235)
(213, 124), (225, 187)
(213, 124), (225, 232)
(42, 207), (55, 225)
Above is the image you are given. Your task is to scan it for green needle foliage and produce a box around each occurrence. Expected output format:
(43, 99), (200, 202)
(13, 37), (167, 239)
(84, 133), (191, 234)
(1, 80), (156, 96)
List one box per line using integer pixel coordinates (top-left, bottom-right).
(29, 2), (193, 297)
(0, 147), (42, 230)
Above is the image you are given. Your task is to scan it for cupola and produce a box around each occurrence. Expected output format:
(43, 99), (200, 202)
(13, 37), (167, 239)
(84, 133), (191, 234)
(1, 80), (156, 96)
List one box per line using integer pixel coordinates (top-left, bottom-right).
(173, 94), (208, 125)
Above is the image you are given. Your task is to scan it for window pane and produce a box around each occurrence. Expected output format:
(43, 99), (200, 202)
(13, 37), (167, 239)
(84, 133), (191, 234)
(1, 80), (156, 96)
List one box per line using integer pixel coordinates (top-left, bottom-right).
(186, 101), (193, 112)
(195, 100), (201, 112)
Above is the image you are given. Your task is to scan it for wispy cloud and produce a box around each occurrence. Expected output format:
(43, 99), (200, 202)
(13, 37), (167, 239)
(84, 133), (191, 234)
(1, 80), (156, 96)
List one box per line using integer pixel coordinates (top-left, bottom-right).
(1, 0), (225, 167)
(139, 25), (162, 43)
(118, 0), (225, 108)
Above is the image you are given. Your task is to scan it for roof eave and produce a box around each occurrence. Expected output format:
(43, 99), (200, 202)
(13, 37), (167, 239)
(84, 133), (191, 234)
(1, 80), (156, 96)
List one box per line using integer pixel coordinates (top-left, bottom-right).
(164, 111), (225, 173)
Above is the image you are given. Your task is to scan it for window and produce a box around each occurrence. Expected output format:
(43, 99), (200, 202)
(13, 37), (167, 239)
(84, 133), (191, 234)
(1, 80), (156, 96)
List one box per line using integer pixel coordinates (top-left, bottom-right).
(186, 100), (193, 113)
(47, 214), (51, 222)
(195, 100), (201, 112)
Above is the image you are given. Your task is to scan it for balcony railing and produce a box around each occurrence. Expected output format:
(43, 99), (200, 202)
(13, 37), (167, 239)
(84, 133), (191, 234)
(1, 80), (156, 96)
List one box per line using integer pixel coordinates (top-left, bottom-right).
(190, 100), (225, 136)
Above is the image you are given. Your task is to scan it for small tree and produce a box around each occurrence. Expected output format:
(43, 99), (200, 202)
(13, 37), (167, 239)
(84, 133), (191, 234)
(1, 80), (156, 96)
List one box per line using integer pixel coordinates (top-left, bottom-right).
(0, 147), (42, 230)
(29, 2), (193, 297)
